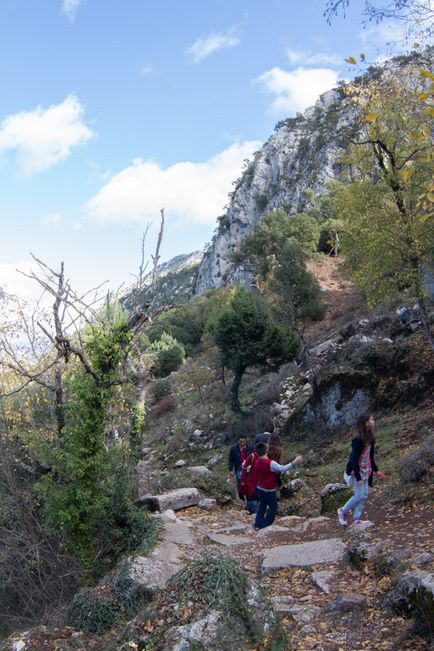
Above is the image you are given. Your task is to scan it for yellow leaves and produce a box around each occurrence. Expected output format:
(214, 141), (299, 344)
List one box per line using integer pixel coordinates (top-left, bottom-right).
(420, 68), (434, 81)
(424, 106), (434, 117)
(365, 112), (378, 123)
(345, 56), (357, 65)
(401, 165), (415, 183)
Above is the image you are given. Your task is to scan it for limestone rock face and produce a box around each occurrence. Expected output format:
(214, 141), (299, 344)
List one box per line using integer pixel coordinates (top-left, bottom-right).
(196, 87), (357, 293)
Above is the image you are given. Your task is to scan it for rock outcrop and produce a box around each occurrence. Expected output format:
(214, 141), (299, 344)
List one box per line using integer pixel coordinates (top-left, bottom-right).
(196, 87), (357, 293)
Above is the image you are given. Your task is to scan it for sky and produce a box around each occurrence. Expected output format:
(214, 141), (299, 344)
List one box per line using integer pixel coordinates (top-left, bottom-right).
(0, 0), (407, 300)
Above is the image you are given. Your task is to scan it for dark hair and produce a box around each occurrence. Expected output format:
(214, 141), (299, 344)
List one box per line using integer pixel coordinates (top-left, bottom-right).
(357, 413), (375, 447)
(269, 433), (282, 447)
(255, 442), (268, 456)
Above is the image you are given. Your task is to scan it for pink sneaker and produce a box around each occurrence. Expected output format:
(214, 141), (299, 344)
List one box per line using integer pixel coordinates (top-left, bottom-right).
(337, 508), (348, 526)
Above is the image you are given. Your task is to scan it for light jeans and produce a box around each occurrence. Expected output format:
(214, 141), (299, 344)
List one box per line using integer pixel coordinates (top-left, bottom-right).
(342, 477), (369, 520)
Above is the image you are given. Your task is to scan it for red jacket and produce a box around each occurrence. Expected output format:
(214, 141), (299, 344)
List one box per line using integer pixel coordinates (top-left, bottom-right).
(240, 452), (259, 498)
(256, 457), (277, 490)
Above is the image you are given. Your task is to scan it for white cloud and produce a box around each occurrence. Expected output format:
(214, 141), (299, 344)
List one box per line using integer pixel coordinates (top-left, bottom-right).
(359, 20), (406, 46)
(256, 66), (340, 115)
(42, 212), (62, 225)
(287, 47), (343, 67)
(0, 94), (95, 174)
(0, 261), (42, 300)
(140, 64), (155, 77)
(187, 29), (240, 63)
(85, 140), (262, 226)
(62, 0), (85, 22)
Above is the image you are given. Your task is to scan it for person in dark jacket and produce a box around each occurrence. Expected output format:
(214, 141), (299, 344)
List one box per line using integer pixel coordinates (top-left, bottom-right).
(228, 436), (253, 496)
(338, 413), (385, 526)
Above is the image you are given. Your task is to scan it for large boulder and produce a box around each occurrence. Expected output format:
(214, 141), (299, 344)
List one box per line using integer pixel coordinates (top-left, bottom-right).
(384, 570), (434, 639)
(128, 541), (183, 596)
(136, 487), (201, 512)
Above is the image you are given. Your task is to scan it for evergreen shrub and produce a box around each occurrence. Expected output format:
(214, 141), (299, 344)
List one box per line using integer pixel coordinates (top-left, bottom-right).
(153, 379), (172, 401)
(67, 564), (147, 634)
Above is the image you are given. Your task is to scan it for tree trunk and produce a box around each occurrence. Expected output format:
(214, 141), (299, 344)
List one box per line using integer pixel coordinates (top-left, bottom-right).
(229, 368), (244, 414)
(54, 363), (65, 442)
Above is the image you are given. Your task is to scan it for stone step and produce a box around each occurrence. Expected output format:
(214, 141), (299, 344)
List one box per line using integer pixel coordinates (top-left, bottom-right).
(262, 537), (346, 573)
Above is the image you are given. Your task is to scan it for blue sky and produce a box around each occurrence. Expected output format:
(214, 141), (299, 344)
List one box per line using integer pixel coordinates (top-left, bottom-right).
(0, 0), (405, 299)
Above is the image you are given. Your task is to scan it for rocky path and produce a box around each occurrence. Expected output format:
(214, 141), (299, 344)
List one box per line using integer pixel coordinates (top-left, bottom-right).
(143, 488), (433, 651)
(8, 487), (432, 651)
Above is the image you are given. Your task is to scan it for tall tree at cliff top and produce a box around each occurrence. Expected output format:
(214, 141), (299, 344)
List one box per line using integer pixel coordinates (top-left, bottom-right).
(212, 288), (299, 414)
(330, 55), (434, 350)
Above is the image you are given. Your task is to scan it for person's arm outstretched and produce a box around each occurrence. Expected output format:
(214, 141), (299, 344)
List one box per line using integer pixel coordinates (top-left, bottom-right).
(270, 455), (302, 473)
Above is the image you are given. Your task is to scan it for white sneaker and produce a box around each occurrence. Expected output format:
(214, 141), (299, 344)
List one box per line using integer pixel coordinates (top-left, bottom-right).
(337, 508), (348, 526)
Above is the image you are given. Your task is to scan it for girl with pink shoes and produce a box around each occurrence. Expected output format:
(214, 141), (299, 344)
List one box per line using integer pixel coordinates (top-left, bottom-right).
(338, 413), (385, 526)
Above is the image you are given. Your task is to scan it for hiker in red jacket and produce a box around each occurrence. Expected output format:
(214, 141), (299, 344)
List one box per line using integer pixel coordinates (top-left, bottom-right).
(253, 441), (302, 529)
(240, 448), (261, 514)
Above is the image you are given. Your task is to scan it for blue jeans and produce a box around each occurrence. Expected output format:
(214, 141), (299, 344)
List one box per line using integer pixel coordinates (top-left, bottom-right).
(342, 477), (369, 520)
(254, 489), (278, 529)
(247, 489), (260, 515)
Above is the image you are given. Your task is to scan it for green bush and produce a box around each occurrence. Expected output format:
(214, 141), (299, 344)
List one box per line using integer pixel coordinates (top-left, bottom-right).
(146, 288), (233, 354)
(67, 564), (147, 634)
(147, 332), (185, 377)
(152, 380), (172, 401)
(102, 465), (156, 559)
(156, 345), (184, 377)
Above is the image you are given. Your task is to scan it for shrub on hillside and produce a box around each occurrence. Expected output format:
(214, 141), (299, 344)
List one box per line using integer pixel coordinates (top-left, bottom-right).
(151, 395), (176, 418)
(399, 436), (434, 483)
(146, 288), (233, 354)
(153, 379), (172, 402)
(125, 555), (289, 651)
(67, 564), (147, 634)
(101, 465), (157, 559)
(147, 333), (185, 377)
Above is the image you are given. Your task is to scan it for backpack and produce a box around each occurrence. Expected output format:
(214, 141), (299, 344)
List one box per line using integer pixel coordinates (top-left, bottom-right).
(240, 452), (259, 498)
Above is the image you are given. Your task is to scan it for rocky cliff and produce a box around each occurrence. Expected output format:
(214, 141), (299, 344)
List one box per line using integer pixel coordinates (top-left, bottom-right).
(122, 251), (203, 312)
(195, 86), (358, 293)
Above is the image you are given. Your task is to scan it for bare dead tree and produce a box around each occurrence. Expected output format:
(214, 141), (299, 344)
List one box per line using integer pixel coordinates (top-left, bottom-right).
(0, 210), (166, 441)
